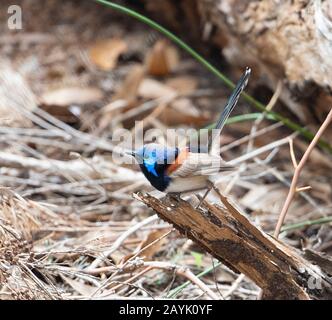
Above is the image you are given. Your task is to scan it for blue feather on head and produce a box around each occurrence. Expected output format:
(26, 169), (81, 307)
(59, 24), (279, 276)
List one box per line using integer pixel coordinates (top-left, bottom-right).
(133, 143), (178, 190)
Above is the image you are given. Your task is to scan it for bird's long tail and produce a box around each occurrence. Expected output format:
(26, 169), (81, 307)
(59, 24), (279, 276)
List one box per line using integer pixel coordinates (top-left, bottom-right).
(208, 67), (251, 153)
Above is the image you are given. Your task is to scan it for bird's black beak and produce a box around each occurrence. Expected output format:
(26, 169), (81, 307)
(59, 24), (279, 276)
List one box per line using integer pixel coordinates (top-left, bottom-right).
(124, 150), (136, 157)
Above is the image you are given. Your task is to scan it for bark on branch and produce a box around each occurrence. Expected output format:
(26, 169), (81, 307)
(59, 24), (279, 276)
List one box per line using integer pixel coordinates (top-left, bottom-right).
(134, 192), (331, 300)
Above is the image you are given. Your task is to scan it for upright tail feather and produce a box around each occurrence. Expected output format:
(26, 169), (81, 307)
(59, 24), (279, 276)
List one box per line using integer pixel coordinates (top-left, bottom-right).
(208, 67), (251, 153)
(214, 67), (251, 132)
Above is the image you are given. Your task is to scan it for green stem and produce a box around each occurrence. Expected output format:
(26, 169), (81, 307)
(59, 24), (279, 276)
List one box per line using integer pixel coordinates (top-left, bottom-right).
(281, 216), (332, 232)
(93, 0), (332, 154)
(206, 112), (276, 129)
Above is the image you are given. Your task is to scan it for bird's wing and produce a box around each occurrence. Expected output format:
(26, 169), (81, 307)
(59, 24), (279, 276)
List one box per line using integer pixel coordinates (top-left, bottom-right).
(167, 152), (234, 178)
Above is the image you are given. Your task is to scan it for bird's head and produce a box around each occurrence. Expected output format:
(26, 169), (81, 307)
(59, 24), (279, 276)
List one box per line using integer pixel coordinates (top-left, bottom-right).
(127, 143), (178, 177)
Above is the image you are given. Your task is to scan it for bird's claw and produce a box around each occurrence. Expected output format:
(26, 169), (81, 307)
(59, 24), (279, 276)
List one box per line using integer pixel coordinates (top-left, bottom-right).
(167, 192), (182, 202)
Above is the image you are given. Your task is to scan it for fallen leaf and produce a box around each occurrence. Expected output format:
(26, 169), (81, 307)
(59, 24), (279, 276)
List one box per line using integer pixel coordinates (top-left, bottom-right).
(166, 76), (198, 95)
(145, 39), (179, 76)
(138, 78), (177, 99)
(96, 65), (146, 133)
(40, 104), (79, 124)
(159, 98), (209, 126)
(89, 38), (127, 70)
(113, 64), (146, 102)
(40, 87), (103, 106)
(171, 98), (200, 116)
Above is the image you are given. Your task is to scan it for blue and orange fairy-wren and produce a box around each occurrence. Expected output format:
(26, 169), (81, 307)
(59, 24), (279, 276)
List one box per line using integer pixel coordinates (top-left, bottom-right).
(127, 67), (251, 197)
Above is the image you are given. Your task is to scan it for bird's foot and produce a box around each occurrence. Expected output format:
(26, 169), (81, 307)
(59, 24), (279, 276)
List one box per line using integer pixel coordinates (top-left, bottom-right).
(167, 192), (182, 202)
(195, 182), (214, 209)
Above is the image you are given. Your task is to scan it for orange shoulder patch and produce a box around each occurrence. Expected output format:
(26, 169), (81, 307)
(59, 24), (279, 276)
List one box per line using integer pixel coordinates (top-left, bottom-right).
(166, 148), (189, 175)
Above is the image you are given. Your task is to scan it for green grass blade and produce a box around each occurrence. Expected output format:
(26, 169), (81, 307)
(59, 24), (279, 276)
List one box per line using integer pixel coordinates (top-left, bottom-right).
(204, 112), (276, 129)
(281, 216), (332, 232)
(93, 0), (332, 154)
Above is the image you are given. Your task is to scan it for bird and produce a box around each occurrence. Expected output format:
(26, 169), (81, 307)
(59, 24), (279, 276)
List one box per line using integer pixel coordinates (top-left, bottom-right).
(127, 67), (251, 199)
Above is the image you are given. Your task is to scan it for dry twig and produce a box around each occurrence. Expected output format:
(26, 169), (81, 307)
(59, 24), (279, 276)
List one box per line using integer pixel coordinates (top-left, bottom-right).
(274, 108), (332, 238)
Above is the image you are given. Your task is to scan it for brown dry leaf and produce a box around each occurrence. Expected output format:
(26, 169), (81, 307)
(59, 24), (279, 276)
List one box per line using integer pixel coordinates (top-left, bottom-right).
(171, 98), (200, 116)
(97, 65), (146, 133)
(122, 228), (171, 263)
(159, 98), (208, 126)
(40, 104), (79, 124)
(113, 64), (146, 102)
(166, 76), (198, 95)
(145, 39), (179, 76)
(138, 78), (177, 99)
(89, 38), (127, 70)
(41, 87), (104, 106)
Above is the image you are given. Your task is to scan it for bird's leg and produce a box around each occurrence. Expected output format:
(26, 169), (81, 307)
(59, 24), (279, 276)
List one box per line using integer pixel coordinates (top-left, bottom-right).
(195, 181), (214, 209)
(168, 192), (182, 201)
